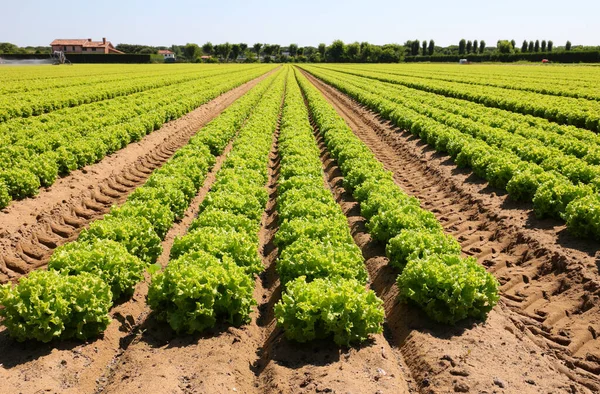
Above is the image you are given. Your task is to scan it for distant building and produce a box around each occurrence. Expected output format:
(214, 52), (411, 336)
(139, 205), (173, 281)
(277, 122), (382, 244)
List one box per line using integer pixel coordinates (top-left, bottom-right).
(50, 38), (124, 54)
(158, 49), (175, 60)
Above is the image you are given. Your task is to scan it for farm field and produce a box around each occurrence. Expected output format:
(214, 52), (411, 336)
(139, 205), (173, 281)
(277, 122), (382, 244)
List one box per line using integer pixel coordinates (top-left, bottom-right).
(0, 63), (599, 394)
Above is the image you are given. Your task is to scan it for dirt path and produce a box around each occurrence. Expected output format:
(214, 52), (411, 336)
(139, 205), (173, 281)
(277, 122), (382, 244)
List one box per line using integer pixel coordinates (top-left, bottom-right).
(301, 68), (600, 393)
(0, 68), (277, 284)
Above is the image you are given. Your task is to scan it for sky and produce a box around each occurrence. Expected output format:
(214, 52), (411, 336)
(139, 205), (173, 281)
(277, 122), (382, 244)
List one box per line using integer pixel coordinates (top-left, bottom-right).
(2, 0), (599, 48)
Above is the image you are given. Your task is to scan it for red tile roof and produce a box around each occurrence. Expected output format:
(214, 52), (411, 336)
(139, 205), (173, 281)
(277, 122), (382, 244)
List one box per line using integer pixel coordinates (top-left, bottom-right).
(50, 38), (125, 54)
(158, 50), (174, 55)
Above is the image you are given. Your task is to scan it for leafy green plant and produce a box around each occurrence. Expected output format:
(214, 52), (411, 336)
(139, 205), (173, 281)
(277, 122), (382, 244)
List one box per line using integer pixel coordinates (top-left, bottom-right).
(171, 227), (262, 275)
(277, 238), (368, 285)
(274, 276), (384, 346)
(386, 229), (462, 272)
(48, 239), (145, 300)
(397, 254), (499, 324)
(0, 271), (112, 342)
(147, 251), (256, 333)
(109, 200), (174, 240)
(78, 216), (162, 264)
(563, 195), (600, 239)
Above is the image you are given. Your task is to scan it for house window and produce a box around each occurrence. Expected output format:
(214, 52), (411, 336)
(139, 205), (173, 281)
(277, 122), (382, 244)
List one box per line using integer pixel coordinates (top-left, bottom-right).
(72, 46), (76, 51)
(92, 48), (97, 52)
(64, 46), (67, 51)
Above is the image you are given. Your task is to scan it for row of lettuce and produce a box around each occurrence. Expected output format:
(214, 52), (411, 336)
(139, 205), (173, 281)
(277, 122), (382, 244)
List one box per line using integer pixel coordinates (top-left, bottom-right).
(303, 65), (600, 240)
(1, 66), (500, 346)
(146, 69), (286, 333)
(1, 65), (229, 95)
(353, 64), (600, 101)
(273, 70), (384, 345)
(0, 65), (275, 209)
(0, 65), (265, 121)
(0, 70), (280, 342)
(318, 65), (600, 133)
(296, 68), (500, 325)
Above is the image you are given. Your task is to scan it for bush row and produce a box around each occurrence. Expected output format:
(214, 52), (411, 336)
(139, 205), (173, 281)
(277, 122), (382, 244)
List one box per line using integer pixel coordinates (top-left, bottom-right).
(273, 70), (384, 346)
(0, 65), (274, 208)
(147, 69), (286, 334)
(297, 68), (500, 324)
(304, 66), (600, 239)
(0, 70), (279, 342)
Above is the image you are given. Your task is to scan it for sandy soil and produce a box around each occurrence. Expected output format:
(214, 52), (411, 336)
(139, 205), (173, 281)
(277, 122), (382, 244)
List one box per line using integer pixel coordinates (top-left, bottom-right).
(301, 68), (600, 393)
(0, 69), (277, 284)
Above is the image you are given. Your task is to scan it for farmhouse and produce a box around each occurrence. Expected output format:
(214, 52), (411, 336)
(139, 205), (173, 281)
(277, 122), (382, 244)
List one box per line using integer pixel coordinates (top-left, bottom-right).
(158, 49), (175, 59)
(50, 38), (124, 54)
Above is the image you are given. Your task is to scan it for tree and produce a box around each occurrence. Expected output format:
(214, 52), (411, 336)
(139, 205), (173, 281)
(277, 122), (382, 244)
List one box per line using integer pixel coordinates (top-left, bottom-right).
(497, 40), (513, 54)
(327, 40), (346, 62)
(220, 42), (232, 62)
(534, 40), (540, 52)
(411, 40), (420, 56)
(521, 40), (528, 52)
(230, 44), (241, 61)
(318, 43), (326, 58)
(548, 40), (553, 52)
(541, 40), (547, 52)
(347, 42), (360, 61)
(272, 45), (281, 56)
(466, 40), (473, 53)
(360, 42), (373, 62)
(510, 39), (516, 49)
(479, 40), (486, 53)
(458, 39), (466, 55)
(297, 47), (304, 56)
(473, 40), (478, 54)
(528, 41), (534, 52)
(263, 44), (273, 57)
(566, 40), (572, 50)
(421, 40), (427, 56)
(202, 42), (213, 55)
(428, 39), (435, 55)
(239, 43), (248, 53)
(253, 43), (262, 58)
(289, 43), (298, 56)
(184, 43), (200, 61)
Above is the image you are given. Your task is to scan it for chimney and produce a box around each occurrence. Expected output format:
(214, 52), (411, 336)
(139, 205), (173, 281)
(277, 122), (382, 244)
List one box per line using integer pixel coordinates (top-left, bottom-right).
(88, 38), (92, 42)
(102, 37), (106, 45)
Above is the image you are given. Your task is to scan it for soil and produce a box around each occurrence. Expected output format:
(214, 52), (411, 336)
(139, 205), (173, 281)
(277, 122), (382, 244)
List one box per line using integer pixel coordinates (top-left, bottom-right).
(0, 68), (277, 284)
(301, 68), (600, 393)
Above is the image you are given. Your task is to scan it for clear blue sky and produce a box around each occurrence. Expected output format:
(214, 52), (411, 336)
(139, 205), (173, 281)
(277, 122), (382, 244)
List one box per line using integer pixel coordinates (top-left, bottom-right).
(2, 0), (599, 47)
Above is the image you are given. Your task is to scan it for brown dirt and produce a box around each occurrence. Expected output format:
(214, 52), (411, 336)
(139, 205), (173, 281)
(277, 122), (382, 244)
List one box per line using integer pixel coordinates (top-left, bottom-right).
(0, 68), (277, 284)
(301, 68), (600, 393)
